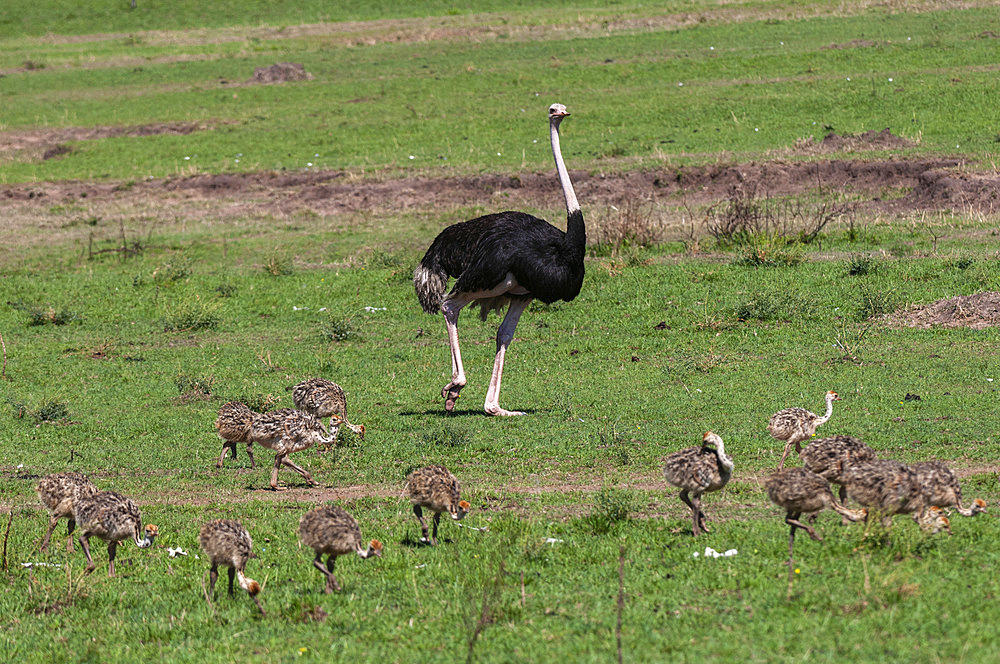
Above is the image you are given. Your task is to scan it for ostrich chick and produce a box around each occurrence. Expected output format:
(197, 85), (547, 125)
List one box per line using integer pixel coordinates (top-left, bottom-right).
(72, 490), (157, 576)
(37, 472), (100, 553)
(765, 467), (866, 551)
(405, 465), (470, 545)
(248, 408), (334, 490)
(842, 460), (943, 533)
(768, 390), (840, 470)
(199, 519), (264, 614)
(215, 401), (256, 469)
(290, 378), (366, 448)
(662, 432), (734, 536)
(298, 505), (382, 593)
(910, 461), (987, 518)
(799, 434), (878, 521)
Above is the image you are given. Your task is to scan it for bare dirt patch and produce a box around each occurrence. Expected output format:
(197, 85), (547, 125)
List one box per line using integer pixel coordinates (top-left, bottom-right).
(2, 157), (999, 257)
(247, 62), (314, 84)
(889, 292), (1000, 329)
(0, 122), (214, 163)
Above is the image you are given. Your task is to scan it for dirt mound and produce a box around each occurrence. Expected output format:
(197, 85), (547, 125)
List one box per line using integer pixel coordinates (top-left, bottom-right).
(793, 128), (915, 154)
(902, 167), (1000, 213)
(248, 62), (314, 84)
(890, 292), (1000, 329)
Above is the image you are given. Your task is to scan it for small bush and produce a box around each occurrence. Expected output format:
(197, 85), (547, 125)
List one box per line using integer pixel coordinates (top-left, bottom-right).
(264, 255), (293, 276)
(845, 253), (880, 276)
(162, 299), (221, 332)
(856, 284), (900, 320)
(731, 234), (804, 267)
(733, 291), (809, 322)
(320, 315), (356, 342)
(236, 393), (282, 413)
(150, 261), (192, 287)
(33, 400), (70, 424)
(6, 397), (29, 419)
(214, 283), (237, 297)
(365, 249), (404, 269)
(9, 301), (81, 326)
(584, 488), (641, 535)
(596, 426), (632, 466)
(175, 374), (214, 396)
(948, 255), (975, 270)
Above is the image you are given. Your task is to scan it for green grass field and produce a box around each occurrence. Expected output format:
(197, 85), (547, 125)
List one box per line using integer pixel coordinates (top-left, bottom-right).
(2, 1), (1000, 662)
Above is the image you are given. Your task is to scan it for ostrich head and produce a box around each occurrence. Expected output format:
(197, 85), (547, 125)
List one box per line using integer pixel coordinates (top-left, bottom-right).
(826, 390), (841, 402)
(238, 570), (261, 595)
(702, 431), (723, 449)
(136, 523), (158, 548)
(362, 539), (383, 559)
(451, 500), (471, 521)
(548, 103), (569, 123)
(971, 498), (987, 515)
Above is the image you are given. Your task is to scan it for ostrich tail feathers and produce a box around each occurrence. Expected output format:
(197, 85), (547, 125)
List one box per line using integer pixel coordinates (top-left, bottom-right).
(414, 263), (448, 315)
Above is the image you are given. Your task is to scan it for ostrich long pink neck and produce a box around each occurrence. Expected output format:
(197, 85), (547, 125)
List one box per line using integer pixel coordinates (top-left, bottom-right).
(550, 118), (580, 217)
(815, 396), (835, 426)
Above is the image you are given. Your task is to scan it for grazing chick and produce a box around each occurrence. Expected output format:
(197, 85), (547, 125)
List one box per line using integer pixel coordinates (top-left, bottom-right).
(765, 467), (866, 546)
(799, 434), (878, 520)
(248, 408), (334, 490)
(298, 505), (382, 593)
(199, 519), (264, 614)
(405, 465), (470, 545)
(768, 390), (840, 470)
(290, 378), (366, 447)
(215, 401), (256, 469)
(662, 432), (734, 536)
(37, 472), (99, 553)
(72, 490), (157, 576)
(842, 460), (944, 534)
(910, 461), (987, 518)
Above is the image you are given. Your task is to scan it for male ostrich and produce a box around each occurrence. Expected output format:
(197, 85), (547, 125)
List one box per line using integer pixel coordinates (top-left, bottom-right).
(405, 465), (470, 545)
(290, 378), (366, 447)
(768, 390), (840, 470)
(199, 519), (264, 614)
(298, 504), (382, 593)
(215, 401), (256, 469)
(413, 103), (584, 416)
(247, 408), (334, 490)
(37, 472), (100, 553)
(799, 434), (877, 521)
(910, 461), (987, 520)
(72, 490), (158, 576)
(662, 432), (734, 536)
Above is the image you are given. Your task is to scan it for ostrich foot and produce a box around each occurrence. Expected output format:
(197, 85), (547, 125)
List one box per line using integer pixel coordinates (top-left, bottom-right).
(442, 384), (464, 412)
(484, 405), (527, 417)
(270, 485), (289, 492)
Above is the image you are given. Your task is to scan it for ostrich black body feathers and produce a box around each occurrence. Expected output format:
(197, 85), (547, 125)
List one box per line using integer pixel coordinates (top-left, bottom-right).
(415, 210), (585, 317)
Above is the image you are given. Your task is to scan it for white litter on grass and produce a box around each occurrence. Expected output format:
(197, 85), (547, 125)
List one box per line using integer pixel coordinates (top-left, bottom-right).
(364, 306), (387, 312)
(17, 464), (23, 469)
(318, 307), (327, 312)
(414, 564), (426, 569)
(456, 523), (488, 532)
(292, 306), (309, 311)
(692, 547), (738, 559)
(545, 538), (565, 544)
(168, 547), (188, 558)
(22, 562), (61, 568)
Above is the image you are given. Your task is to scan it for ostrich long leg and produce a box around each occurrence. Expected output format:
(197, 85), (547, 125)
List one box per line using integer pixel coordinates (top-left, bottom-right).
(79, 534), (96, 574)
(245, 442), (255, 469)
(107, 541), (118, 577)
(270, 454), (286, 491)
(777, 440), (795, 472)
(413, 505), (430, 542)
(281, 456), (317, 486)
(440, 294), (476, 411)
(40, 516), (59, 552)
(484, 297), (531, 416)
(679, 490), (700, 536)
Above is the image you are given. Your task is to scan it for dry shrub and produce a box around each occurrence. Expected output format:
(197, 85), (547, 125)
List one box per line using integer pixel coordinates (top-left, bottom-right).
(589, 197), (667, 254)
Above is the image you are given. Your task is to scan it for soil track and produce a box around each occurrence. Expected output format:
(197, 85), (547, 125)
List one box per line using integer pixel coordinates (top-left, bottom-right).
(3, 157), (998, 224)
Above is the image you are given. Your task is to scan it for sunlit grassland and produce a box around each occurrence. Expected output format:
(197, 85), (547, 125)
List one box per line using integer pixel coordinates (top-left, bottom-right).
(2, 5), (1000, 182)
